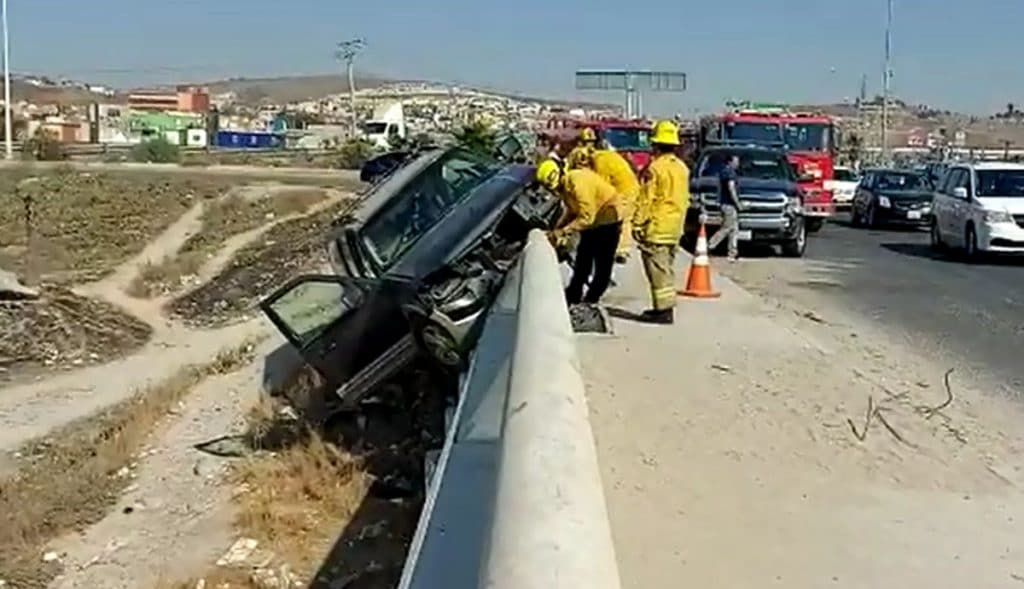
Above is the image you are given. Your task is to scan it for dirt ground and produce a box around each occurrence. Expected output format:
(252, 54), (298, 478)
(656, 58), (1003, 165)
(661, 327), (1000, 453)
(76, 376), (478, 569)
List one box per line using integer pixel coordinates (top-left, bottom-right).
(0, 286), (151, 383)
(581, 253), (1024, 589)
(128, 186), (329, 298)
(168, 198), (356, 328)
(0, 164), (431, 589)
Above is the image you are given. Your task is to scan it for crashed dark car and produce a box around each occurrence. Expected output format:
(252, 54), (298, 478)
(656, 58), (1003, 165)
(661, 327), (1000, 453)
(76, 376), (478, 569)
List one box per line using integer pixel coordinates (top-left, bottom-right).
(260, 147), (560, 406)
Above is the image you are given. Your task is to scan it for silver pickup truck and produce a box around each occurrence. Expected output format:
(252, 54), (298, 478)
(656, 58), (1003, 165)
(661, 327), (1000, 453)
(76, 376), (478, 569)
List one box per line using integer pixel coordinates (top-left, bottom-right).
(685, 147), (807, 257)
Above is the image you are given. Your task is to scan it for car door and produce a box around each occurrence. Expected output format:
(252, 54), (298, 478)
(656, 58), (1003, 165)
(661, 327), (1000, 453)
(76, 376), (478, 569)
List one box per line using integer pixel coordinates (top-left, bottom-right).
(941, 169), (968, 245)
(260, 274), (416, 404)
(853, 172), (874, 217)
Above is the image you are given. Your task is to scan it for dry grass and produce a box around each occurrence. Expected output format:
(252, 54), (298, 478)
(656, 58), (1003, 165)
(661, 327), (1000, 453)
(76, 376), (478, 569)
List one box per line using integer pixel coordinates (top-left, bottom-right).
(127, 188), (329, 299)
(0, 169), (233, 284)
(0, 338), (262, 588)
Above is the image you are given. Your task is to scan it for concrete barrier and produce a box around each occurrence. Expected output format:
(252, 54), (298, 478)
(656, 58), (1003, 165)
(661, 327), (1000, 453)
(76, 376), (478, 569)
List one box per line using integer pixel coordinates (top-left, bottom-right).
(399, 229), (621, 589)
(481, 230), (621, 588)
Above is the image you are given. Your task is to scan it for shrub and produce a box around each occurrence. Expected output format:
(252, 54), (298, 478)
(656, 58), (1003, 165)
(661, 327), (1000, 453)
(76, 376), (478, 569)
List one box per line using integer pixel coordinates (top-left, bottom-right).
(451, 121), (496, 155)
(130, 136), (181, 163)
(334, 139), (376, 169)
(22, 129), (67, 161)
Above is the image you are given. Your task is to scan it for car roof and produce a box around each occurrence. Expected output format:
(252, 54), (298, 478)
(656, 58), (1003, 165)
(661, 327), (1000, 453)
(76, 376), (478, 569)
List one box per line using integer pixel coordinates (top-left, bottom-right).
(956, 161), (1024, 171)
(862, 167), (923, 175)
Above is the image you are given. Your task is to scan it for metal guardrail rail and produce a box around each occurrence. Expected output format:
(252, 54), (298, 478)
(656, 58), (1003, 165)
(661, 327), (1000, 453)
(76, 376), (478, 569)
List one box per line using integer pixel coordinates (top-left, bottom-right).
(398, 230), (621, 589)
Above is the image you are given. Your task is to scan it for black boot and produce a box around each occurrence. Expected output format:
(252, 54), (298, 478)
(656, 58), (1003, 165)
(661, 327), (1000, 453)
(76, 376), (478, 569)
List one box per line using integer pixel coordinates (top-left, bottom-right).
(641, 308), (674, 324)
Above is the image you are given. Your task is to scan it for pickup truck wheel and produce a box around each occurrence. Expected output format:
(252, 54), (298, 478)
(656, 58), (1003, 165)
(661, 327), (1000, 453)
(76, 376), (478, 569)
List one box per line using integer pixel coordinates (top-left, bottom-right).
(781, 221), (807, 257)
(805, 218), (824, 233)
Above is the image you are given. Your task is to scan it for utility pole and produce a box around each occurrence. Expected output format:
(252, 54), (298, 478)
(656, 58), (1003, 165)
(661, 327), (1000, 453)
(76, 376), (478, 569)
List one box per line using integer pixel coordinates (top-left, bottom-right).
(3, 0), (13, 160)
(881, 0), (893, 162)
(336, 38), (366, 138)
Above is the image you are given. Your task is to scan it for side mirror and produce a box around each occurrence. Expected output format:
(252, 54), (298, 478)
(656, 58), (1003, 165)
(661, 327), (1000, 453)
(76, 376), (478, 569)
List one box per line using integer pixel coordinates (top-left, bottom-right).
(952, 187), (969, 199)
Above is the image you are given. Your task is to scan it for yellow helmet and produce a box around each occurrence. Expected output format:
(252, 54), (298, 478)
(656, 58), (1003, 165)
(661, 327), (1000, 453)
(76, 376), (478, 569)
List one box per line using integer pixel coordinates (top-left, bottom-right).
(536, 158), (562, 190)
(579, 127), (597, 143)
(650, 120), (680, 146)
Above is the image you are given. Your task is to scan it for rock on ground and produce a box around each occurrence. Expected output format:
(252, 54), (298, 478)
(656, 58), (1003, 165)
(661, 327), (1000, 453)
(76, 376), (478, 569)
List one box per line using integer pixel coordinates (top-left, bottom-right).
(0, 268), (38, 300)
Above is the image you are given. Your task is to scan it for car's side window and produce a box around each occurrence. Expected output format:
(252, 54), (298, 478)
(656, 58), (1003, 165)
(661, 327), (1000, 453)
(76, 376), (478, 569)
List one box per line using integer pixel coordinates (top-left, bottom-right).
(942, 169), (963, 195)
(952, 169), (971, 196)
(267, 278), (364, 347)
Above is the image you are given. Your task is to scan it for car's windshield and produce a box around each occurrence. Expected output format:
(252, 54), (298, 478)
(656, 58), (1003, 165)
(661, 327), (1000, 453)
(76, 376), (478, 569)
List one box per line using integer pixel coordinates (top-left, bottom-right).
(361, 122), (388, 135)
(875, 172), (926, 191)
(362, 149), (501, 269)
(723, 122), (782, 145)
(975, 169), (1024, 197)
(602, 127), (651, 151)
(783, 123), (830, 152)
(833, 168), (857, 182)
(698, 151), (794, 181)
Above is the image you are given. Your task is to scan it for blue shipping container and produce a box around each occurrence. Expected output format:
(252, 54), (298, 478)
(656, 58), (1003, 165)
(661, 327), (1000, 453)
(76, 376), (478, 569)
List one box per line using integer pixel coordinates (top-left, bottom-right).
(215, 130), (284, 149)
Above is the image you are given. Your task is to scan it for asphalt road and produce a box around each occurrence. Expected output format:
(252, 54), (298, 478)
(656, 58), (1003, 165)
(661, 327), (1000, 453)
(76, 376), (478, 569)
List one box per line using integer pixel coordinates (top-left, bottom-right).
(717, 218), (1024, 395)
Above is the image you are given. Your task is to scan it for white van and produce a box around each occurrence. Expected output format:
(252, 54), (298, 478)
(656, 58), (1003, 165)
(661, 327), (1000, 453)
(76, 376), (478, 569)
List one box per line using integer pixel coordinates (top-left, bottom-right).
(930, 162), (1024, 260)
(825, 166), (859, 210)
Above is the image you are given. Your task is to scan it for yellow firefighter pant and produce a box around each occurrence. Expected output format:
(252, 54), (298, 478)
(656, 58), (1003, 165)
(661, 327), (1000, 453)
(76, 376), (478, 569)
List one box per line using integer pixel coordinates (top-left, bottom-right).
(616, 200), (635, 257)
(638, 242), (677, 311)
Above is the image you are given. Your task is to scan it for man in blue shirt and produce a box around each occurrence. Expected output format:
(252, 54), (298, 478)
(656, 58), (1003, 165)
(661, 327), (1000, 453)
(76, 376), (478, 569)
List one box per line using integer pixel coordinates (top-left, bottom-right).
(708, 154), (744, 261)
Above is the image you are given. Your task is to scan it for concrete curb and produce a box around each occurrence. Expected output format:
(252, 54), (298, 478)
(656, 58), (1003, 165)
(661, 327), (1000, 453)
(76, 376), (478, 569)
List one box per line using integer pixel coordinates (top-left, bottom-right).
(481, 230), (622, 589)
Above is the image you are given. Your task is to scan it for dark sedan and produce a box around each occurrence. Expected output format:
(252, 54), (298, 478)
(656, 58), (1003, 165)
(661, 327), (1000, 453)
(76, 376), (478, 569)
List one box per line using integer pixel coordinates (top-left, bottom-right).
(851, 169), (933, 228)
(261, 147), (561, 407)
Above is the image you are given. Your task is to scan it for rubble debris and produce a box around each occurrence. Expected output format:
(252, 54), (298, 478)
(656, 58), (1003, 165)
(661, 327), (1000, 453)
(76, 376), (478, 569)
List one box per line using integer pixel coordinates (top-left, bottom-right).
(569, 303), (610, 333)
(0, 269), (38, 300)
(216, 538), (259, 567)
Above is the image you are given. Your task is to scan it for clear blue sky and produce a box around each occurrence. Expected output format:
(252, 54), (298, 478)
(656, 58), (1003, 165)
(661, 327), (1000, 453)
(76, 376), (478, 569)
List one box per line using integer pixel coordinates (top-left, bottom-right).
(10, 0), (1022, 114)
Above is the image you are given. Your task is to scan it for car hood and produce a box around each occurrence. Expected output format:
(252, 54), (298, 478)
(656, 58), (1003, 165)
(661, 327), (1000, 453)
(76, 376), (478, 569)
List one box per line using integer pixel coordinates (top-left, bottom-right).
(879, 190), (933, 203)
(977, 197), (1024, 214)
(694, 176), (793, 199)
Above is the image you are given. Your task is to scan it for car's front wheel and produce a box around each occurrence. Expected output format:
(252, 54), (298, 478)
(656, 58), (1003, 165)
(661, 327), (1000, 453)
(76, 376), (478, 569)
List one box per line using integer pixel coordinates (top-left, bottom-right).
(781, 220), (808, 258)
(930, 219), (946, 252)
(964, 224), (980, 262)
(415, 320), (465, 370)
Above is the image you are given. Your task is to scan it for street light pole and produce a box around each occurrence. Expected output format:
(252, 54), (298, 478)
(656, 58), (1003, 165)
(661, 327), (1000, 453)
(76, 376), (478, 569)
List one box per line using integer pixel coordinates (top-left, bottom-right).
(881, 0), (893, 162)
(336, 38), (366, 138)
(3, 0), (13, 160)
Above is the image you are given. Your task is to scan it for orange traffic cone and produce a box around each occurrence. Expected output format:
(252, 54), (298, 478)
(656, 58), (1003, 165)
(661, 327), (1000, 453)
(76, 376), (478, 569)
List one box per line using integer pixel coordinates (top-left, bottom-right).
(679, 223), (721, 299)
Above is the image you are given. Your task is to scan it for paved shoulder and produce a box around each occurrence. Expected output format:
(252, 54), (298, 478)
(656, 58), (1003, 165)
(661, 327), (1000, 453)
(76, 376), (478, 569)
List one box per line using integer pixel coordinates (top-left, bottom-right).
(580, 250), (1024, 589)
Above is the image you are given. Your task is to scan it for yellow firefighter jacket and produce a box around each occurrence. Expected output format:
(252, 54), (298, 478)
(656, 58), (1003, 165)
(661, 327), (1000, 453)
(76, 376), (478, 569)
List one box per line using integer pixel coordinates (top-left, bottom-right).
(633, 153), (690, 245)
(557, 168), (622, 236)
(590, 149), (641, 203)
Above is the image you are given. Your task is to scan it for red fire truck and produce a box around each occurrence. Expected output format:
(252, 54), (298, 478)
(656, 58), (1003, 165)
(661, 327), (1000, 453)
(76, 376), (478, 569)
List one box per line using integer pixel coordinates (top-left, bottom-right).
(698, 102), (840, 232)
(540, 115), (653, 171)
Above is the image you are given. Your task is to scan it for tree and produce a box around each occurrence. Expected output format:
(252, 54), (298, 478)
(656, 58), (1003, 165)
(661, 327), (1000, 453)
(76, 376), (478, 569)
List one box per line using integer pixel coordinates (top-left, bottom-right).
(451, 121), (496, 155)
(333, 138), (376, 169)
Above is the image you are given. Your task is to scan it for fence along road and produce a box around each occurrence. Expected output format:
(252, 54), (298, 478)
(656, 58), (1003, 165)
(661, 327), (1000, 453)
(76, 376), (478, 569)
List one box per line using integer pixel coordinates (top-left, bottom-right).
(399, 230), (621, 589)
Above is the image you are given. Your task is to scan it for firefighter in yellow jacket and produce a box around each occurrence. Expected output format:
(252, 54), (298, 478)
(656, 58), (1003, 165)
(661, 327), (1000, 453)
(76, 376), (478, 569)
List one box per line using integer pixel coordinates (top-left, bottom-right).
(537, 158), (623, 305)
(632, 120), (690, 324)
(566, 127), (597, 170)
(589, 147), (641, 263)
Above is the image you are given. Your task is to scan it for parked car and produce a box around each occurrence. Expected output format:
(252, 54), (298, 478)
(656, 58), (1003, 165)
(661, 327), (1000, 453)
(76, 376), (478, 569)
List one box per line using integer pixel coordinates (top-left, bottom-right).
(930, 161), (1024, 260)
(261, 147), (561, 406)
(850, 168), (933, 228)
(825, 166), (859, 211)
(687, 146), (807, 257)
